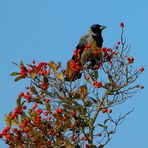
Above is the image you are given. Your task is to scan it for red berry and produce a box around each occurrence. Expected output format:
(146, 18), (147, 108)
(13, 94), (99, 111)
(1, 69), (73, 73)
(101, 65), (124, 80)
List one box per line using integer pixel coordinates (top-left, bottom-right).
(102, 107), (108, 113)
(18, 92), (24, 97)
(120, 22), (124, 28)
(10, 113), (16, 120)
(116, 46), (119, 49)
(85, 44), (91, 49)
(24, 128), (30, 133)
(25, 86), (29, 89)
(32, 103), (37, 109)
(36, 108), (43, 115)
(26, 91), (30, 95)
(96, 82), (103, 88)
(117, 41), (120, 45)
(140, 85), (144, 89)
(5, 134), (11, 140)
(127, 57), (134, 64)
(0, 133), (3, 138)
(56, 108), (63, 114)
(15, 107), (22, 114)
(32, 60), (36, 64)
(44, 111), (49, 116)
(108, 109), (112, 113)
(93, 80), (97, 86)
(139, 67), (144, 72)
(47, 140), (51, 146)
(45, 98), (50, 103)
(72, 112), (76, 117)
(23, 106), (27, 110)
(97, 133), (102, 137)
(95, 65), (100, 69)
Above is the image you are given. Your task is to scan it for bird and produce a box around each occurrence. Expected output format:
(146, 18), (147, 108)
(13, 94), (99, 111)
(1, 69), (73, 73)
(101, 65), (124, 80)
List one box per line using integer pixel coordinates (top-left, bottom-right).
(65, 24), (106, 81)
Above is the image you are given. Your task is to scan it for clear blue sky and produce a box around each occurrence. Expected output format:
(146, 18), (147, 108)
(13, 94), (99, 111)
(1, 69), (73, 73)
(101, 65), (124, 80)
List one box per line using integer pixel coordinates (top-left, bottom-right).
(0, 0), (147, 147)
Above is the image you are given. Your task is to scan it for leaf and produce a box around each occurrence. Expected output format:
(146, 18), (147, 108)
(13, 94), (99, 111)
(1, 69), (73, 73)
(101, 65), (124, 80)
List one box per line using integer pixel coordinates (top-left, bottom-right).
(57, 62), (61, 69)
(11, 61), (19, 66)
(27, 64), (36, 69)
(10, 72), (20, 76)
(17, 96), (22, 107)
(30, 70), (36, 79)
(20, 60), (24, 66)
(79, 85), (88, 99)
(48, 61), (57, 73)
(45, 103), (51, 111)
(94, 70), (99, 80)
(30, 86), (38, 94)
(11, 118), (18, 126)
(55, 72), (64, 80)
(4, 115), (11, 127)
(15, 76), (24, 82)
(84, 75), (90, 83)
(28, 109), (37, 121)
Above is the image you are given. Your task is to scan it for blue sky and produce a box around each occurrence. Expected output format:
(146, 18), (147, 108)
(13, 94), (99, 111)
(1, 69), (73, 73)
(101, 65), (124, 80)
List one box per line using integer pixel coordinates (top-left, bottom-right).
(0, 0), (147, 147)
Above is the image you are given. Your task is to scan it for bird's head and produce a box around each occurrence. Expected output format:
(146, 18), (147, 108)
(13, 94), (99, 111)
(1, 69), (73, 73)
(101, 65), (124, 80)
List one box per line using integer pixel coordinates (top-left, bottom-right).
(89, 24), (106, 36)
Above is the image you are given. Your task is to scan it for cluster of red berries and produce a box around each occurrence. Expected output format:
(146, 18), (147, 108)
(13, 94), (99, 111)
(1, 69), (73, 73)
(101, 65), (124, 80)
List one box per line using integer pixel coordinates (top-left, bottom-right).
(9, 107), (23, 120)
(93, 80), (103, 88)
(84, 44), (91, 51)
(56, 108), (63, 114)
(127, 57), (134, 64)
(0, 126), (10, 139)
(72, 62), (81, 72)
(116, 41), (121, 49)
(102, 107), (112, 113)
(35, 115), (41, 126)
(36, 62), (50, 76)
(73, 49), (81, 59)
(40, 82), (49, 90)
(20, 65), (28, 77)
(36, 108), (43, 115)
(20, 61), (50, 78)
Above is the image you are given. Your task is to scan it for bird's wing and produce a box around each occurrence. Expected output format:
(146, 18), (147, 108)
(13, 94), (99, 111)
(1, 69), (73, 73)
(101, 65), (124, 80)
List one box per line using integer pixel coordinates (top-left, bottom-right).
(72, 34), (90, 61)
(76, 34), (89, 49)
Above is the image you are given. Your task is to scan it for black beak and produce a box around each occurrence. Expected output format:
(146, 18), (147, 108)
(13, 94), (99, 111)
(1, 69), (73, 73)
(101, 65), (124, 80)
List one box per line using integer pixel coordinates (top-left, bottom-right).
(100, 25), (107, 30)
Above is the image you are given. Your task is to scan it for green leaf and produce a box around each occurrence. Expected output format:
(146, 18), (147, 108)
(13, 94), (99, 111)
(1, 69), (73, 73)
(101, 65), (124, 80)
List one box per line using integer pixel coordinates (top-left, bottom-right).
(17, 96), (22, 107)
(4, 115), (11, 127)
(15, 76), (24, 82)
(11, 61), (19, 66)
(10, 72), (20, 76)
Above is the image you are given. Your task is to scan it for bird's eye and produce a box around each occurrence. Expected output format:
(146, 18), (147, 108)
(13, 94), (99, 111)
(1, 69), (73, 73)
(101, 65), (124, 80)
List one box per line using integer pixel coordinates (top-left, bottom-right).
(92, 28), (97, 33)
(92, 27), (100, 34)
(91, 25), (101, 33)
